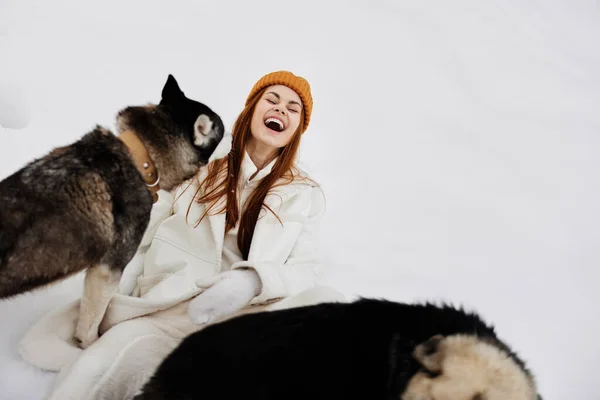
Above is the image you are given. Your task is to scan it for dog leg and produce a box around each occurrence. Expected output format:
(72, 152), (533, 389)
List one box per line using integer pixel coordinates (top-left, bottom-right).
(74, 264), (121, 349)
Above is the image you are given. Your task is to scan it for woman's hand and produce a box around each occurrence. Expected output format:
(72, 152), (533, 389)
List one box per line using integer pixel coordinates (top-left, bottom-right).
(187, 269), (261, 325)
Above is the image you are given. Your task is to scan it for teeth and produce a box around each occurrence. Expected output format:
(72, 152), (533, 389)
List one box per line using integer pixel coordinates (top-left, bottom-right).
(265, 118), (284, 130)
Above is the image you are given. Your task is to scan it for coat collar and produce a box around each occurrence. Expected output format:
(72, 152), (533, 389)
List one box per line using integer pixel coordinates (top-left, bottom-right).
(208, 152), (297, 265)
(240, 150), (277, 188)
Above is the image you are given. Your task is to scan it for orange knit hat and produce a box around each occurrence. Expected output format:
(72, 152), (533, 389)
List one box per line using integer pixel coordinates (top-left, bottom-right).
(245, 70), (313, 132)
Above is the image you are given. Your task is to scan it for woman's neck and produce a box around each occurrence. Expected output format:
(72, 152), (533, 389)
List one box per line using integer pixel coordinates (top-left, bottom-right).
(246, 141), (278, 171)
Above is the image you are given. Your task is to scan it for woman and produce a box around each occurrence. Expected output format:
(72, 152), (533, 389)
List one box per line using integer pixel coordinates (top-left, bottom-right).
(19, 71), (346, 400)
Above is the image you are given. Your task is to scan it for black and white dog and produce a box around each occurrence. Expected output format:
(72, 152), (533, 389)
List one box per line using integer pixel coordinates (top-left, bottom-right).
(136, 298), (542, 400)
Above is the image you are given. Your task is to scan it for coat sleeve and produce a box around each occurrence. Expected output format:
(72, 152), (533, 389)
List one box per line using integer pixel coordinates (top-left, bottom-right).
(230, 185), (326, 305)
(118, 189), (175, 295)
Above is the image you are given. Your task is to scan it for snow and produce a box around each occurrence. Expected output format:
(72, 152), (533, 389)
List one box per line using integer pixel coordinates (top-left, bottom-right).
(0, 82), (31, 129)
(1, 0), (599, 398)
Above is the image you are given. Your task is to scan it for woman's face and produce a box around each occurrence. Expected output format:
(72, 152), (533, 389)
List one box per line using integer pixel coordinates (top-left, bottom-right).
(249, 85), (303, 154)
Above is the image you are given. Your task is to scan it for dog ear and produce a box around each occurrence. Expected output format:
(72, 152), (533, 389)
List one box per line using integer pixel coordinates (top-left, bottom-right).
(162, 74), (185, 101)
(412, 335), (445, 374)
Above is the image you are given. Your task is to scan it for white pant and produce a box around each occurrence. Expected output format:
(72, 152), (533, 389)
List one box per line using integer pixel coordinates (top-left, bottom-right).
(39, 286), (346, 400)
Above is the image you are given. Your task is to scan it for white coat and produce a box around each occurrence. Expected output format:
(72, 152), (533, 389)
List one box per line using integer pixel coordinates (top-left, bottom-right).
(100, 162), (327, 331)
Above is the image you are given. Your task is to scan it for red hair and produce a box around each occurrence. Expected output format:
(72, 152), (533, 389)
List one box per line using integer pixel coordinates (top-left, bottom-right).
(189, 87), (309, 259)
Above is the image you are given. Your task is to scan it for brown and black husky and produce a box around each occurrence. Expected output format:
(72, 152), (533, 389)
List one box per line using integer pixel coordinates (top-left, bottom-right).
(0, 74), (224, 348)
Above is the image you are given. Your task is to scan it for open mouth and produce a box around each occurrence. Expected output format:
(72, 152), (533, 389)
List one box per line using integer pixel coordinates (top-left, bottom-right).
(264, 117), (285, 133)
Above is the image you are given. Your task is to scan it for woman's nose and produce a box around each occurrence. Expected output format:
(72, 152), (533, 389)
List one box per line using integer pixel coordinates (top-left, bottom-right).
(274, 107), (286, 115)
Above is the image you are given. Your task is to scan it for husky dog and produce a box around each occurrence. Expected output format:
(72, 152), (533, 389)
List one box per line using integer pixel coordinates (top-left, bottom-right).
(0, 75), (224, 348)
(135, 298), (542, 400)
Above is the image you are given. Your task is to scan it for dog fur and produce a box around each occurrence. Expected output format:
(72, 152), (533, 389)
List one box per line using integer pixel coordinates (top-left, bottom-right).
(135, 298), (542, 400)
(0, 75), (224, 348)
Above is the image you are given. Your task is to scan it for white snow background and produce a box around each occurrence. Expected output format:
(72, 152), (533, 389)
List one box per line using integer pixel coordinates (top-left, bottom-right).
(1, 0), (599, 398)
